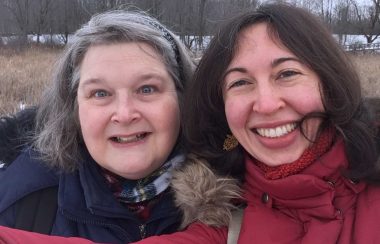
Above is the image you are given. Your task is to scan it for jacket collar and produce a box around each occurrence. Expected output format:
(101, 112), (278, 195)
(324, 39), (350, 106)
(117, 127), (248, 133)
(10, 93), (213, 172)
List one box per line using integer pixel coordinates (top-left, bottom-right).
(243, 139), (366, 219)
(58, 151), (179, 222)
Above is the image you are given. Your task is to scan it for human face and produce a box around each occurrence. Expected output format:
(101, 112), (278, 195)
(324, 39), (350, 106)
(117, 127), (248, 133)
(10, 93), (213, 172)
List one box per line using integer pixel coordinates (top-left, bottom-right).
(223, 23), (324, 167)
(77, 43), (180, 179)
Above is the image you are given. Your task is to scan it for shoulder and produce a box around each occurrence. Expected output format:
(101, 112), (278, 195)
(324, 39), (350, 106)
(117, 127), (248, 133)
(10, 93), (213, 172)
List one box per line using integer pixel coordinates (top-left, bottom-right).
(358, 184), (380, 203)
(352, 184), (380, 241)
(1, 147), (56, 177)
(0, 148), (59, 213)
(355, 184), (380, 222)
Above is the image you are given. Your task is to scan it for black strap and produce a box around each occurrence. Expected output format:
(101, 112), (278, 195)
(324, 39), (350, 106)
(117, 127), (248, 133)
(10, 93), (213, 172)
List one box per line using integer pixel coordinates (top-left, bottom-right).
(14, 186), (58, 234)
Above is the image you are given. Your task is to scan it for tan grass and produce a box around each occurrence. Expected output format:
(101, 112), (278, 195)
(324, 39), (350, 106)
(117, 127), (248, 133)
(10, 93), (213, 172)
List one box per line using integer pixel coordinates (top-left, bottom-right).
(0, 47), (379, 116)
(0, 46), (61, 115)
(350, 53), (380, 98)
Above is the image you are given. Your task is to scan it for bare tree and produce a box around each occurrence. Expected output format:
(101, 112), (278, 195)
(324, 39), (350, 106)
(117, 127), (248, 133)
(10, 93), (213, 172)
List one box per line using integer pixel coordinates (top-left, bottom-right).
(6, 0), (375, 50)
(0, 0), (30, 44)
(196, 0), (208, 49)
(158, 0), (198, 48)
(127, 0), (165, 18)
(32, 0), (54, 44)
(351, 0), (380, 43)
(55, 0), (85, 44)
(334, 0), (353, 44)
(320, 0), (334, 25)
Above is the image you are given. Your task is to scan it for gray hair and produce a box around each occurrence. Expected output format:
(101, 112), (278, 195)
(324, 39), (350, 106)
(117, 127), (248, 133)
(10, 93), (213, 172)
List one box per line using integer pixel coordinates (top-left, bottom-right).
(34, 10), (195, 171)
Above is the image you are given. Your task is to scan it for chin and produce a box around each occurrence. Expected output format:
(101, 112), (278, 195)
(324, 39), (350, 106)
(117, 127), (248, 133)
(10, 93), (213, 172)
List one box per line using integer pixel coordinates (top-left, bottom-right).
(117, 170), (147, 180)
(260, 156), (300, 167)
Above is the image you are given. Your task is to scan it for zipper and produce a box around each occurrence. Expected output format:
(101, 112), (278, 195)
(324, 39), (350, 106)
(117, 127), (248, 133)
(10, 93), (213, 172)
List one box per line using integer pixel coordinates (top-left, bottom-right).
(139, 224), (146, 239)
(60, 209), (132, 241)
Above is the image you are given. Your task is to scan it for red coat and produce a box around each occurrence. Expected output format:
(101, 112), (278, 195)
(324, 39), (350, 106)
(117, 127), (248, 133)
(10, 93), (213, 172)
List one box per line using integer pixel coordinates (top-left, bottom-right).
(237, 139), (380, 243)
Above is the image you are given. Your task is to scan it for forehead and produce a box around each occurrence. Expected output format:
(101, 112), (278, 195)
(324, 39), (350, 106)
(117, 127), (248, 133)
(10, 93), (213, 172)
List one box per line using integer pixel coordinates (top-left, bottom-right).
(78, 42), (174, 87)
(84, 42), (162, 62)
(238, 23), (267, 42)
(79, 42), (170, 76)
(230, 23), (294, 65)
(235, 23), (285, 52)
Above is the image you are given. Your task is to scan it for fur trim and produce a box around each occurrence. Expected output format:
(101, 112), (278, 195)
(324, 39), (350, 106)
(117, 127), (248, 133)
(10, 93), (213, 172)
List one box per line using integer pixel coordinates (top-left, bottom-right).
(172, 154), (241, 228)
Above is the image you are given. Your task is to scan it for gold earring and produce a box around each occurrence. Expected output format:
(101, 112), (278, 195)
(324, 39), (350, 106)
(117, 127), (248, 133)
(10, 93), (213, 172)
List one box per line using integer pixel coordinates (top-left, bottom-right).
(223, 134), (238, 151)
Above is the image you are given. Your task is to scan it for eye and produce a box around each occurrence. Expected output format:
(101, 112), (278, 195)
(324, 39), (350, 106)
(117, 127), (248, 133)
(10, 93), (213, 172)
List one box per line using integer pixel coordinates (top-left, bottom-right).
(278, 70), (300, 79)
(138, 85), (157, 94)
(93, 90), (109, 98)
(228, 79), (249, 89)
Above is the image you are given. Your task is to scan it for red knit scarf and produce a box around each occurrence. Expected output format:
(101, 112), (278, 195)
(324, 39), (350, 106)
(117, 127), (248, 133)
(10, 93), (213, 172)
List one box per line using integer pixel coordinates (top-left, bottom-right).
(255, 128), (335, 180)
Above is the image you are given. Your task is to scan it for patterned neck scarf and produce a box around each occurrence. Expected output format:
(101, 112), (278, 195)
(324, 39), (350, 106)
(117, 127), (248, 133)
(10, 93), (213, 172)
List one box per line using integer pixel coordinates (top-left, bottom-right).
(102, 154), (184, 203)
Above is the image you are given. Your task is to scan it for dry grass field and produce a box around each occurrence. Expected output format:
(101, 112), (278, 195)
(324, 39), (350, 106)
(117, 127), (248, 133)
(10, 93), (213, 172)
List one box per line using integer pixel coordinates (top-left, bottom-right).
(351, 53), (380, 98)
(0, 46), (61, 115)
(0, 46), (379, 116)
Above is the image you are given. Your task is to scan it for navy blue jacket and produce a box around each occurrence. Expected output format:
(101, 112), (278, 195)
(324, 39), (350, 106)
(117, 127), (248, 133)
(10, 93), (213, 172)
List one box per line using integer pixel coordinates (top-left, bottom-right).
(0, 149), (182, 243)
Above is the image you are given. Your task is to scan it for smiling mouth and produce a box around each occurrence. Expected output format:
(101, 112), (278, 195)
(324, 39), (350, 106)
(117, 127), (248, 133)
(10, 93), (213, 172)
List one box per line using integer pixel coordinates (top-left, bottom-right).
(111, 133), (149, 143)
(255, 123), (297, 138)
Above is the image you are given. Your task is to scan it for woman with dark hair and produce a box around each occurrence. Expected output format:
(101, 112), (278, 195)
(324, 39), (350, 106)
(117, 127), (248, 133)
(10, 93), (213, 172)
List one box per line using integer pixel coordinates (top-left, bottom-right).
(1, 3), (380, 244)
(146, 2), (380, 243)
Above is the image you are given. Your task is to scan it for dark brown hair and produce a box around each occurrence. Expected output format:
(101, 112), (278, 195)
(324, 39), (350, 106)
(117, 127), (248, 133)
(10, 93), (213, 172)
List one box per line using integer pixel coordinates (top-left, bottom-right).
(183, 3), (380, 182)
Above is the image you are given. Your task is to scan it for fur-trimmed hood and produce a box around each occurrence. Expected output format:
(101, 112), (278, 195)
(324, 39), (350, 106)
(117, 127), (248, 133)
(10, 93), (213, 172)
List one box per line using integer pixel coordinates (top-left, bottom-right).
(171, 154), (241, 229)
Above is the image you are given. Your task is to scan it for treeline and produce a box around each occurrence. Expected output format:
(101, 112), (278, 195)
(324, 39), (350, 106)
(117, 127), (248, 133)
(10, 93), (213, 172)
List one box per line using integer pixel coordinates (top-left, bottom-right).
(0, 0), (379, 49)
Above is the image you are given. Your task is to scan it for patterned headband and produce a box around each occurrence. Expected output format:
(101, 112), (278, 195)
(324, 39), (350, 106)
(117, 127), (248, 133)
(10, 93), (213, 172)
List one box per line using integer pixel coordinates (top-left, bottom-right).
(148, 21), (184, 82)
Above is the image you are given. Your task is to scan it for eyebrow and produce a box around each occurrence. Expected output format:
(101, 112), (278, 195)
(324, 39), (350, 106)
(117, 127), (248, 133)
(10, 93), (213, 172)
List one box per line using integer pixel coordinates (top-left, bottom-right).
(79, 78), (103, 88)
(271, 57), (301, 67)
(79, 73), (169, 88)
(222, 67), (247, 80)
(223, 56), (302, 79)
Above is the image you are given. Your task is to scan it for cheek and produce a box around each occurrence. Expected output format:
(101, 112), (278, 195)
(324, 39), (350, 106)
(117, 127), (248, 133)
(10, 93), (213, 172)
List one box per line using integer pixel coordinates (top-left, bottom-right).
(78, 108), (91, 143)
(289, 83), (324, 115)
(295, 97), (324, 116)
(77, 103), (87, 131)
(166, 107), (180, 136)
(302, 118), (324, 142)
(155, 99), (181, 138)
(224, 98), (247, 131)
(78, 102), (102, 142)
(307, 79), (324, 112)
(295, 86), (325, 139)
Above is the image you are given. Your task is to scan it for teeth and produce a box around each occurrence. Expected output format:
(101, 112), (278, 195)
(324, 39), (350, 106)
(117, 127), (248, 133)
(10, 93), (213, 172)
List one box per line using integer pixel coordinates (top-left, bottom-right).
(114, 133), (146, 143)
(256, 123), (296, 138)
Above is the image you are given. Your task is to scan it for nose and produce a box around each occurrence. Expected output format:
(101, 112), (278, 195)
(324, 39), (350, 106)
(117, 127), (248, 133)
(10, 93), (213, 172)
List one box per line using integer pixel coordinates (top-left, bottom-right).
(111, 95), (141, 124)
(252, 82), (284, 114)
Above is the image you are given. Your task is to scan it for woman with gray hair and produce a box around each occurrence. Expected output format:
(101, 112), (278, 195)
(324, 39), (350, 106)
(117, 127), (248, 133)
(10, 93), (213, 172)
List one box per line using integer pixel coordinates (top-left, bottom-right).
(0, 9), (196, 243)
